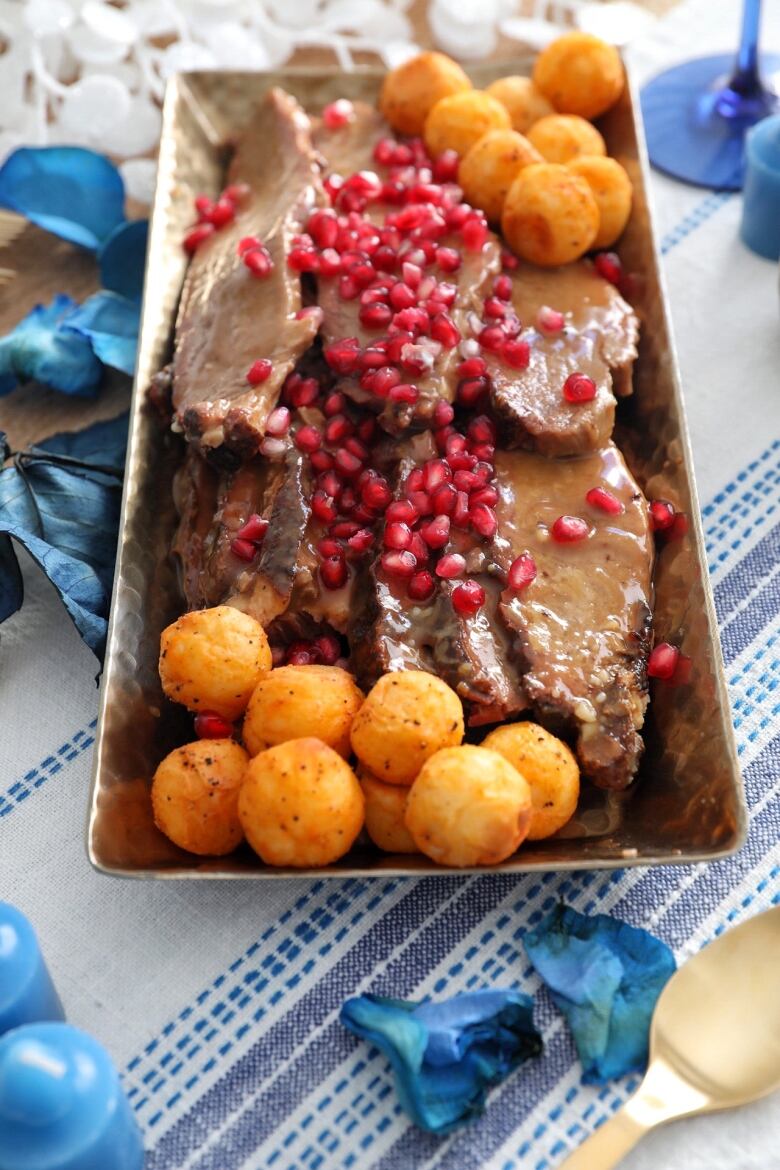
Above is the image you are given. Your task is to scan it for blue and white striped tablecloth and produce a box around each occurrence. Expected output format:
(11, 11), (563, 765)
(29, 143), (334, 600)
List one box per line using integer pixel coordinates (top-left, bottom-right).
(1, 1), (779, 1167)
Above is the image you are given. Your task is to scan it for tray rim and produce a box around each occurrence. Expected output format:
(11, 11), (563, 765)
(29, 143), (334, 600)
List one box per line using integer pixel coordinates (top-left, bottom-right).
(86, 62), (747, 880)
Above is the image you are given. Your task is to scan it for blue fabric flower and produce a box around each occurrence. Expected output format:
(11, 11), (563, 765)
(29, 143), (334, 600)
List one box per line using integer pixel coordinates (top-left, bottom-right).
(340, 989), (542, 1134)
(524, 904), (676, 1084)
(65, 291), (140, 376)
(0, 414), (128, 656)
(0, 147), (126, 250)
(0, 295), (102, 397)
(99, 219), (149, 302)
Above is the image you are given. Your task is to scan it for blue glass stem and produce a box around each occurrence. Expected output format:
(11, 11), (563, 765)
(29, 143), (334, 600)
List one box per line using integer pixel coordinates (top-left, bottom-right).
(730, 0), (763, 98)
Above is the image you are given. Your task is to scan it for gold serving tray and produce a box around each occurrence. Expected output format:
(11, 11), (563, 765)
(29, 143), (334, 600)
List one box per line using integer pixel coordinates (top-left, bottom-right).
(88, 63), (745, 879)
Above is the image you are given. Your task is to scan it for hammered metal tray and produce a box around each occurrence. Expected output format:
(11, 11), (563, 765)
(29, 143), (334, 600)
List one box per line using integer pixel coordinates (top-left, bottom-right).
(87, 62), (745, 878)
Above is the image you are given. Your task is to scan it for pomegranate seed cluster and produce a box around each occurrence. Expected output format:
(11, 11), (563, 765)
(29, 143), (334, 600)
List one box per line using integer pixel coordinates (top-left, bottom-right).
(183, 183), (250, 253)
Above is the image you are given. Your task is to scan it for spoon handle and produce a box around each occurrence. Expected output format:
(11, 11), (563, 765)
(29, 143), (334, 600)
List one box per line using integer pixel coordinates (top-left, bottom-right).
(555, 1105), (648, 1170)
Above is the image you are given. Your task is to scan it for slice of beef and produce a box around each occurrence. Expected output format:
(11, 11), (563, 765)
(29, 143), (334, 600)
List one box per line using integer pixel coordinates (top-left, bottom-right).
(492, 442), (653, 788)
(173, 88), (325, 461)
(313, 103), (500, 431)
(487, 261), (639, 456)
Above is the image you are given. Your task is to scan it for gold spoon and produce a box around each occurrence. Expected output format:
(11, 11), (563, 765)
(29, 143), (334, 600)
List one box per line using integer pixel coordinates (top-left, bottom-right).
(557, 906), (780, 1169)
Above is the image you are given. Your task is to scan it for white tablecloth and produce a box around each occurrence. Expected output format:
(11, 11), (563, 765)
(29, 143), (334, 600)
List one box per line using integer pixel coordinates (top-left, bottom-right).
(2, 1), (779, 1167)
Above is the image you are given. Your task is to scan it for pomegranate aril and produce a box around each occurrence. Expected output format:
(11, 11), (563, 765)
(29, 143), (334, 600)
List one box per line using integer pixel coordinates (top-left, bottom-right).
(470, 442), (495, 463)
(195, 711), (234, 739)
(230, 537), (256, 561)
(453, 469), (478, 493)
(594, 251), (622, 286)
(430, 313), (459, 348)
(502, 338), (531, 370)
(347, 528), (375, 555)
(323, 392), (346, 417)
(287, 646), (317, 666)
(393, 306), (430, 335)
(310, 450), (334, 473)
(436, 553), (466, 579)
(243, 247), (273, 277)
(260, 437), (286, 458)
(508, 554), (536, 591)
(431, 482), (458, 516)
(468, 415), (497, 445)
(238, 235), (261, 256)
(452, 579), (485, 615)
(324, 415), (354, 445)
(307, 209), (338, 248)
(478, 325), (505, 353)
(386, 500), (418, 525)
(390, 383), (419, 404)
(483, 296), (507, 319)
(384, 522), (413, 550)
(649, 499), (675, 531)
(324, 337), (360, 374)
(433, 400), (455, 428)
(334, 448), (363, 478)
(295, 426), (321, 454)
(373, 136), (396, 166)
(330, 520), (360, 539)
(246, 358), (272, 385)
(381, 550), (417, 578)
(408, 571), (435, 601)
(362, 478), (392, 511)
(313, 634), (342, 664)
(470, 485), (499, 508)
(338, 275), (359, 300)
(461, 217), (487, 250)
(458, 356), (487, 379)
(551, 515), (590, 542)
(288, 246), (320, 272)
(470, 503), (497, 538)
(320, 556), (349, 590)
(457, 376), (490, 408)
(647, 642), (680, 680)
(311, 491), (338, 523)
(422, 459), (451, 493)
(435, 246), (461, 272)
(236, 514), (268, 543)
(563, 372), (597, 403)
(389, 282), (417, 311)
(401, 261), (422, 289)
(537, 305), (565, 332)
(223, 182), (249, 205)
(408, 532), (429, 563)
(265, 398), (290, 428)
(318, 537), (343, 558)
(318, 248), (342, 277)
(408, 490), (433, 517)
(184, 222), (215, 253)
(452, 491), (470, 529)
(194, 194), (213, 220)
(501, 247), (519, 270)
(432, 149), (459, 182)
(339, 485), (357, 514)
(207, 197), (235, 228)
(289, 376), (320, 408)
(586, 486), (624, 515)
(322, 98), (354, 128)
(344, 437), (369, 462)
(406, 468), (424, 493)
(420, 514), (451, 549)
(493, 273), (512, 301)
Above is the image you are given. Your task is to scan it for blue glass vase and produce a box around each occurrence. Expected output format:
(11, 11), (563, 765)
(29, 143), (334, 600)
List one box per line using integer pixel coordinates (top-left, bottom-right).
(641, 0), (780, 190)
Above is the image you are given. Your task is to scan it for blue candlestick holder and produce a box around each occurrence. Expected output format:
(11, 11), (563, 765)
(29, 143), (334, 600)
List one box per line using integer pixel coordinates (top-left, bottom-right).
(0, 902), (64, 1035)
(0, 1023), (144, 1170)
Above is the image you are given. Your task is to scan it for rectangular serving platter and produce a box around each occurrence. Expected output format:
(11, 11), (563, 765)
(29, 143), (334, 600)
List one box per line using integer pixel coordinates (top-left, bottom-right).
(88, 61), (746, 878)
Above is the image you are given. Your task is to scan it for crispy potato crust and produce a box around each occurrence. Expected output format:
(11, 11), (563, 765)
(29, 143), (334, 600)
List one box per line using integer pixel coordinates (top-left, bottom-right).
(152, 739), (248, 856)
(239, 738), (364, 867)
(243, 664), (364, 758)
(502, 162), (599, 267)
(481, 723), (580, 840)
(350, 670), (464, 786)
(527, 114), (606, 165)
(379, 51), (472, 137)
(159, 605), (271, 720)
(423, 90), (511, 160)
(568, 155), (633, 249)
(458, 129), (542, 224)
(405, 746), (532, 867)
(486, 76), (555, 134)
(533, 32), (624, 121)
(359, 769), (419, 854)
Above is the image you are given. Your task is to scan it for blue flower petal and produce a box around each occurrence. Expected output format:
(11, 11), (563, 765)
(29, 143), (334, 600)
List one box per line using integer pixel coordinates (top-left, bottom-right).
(0, 147), (126, 251)
(524, 905), (676, 1084)
(0, 413), (128, 656)
(0, 294), (102, 397)
(98, 218), (149, 302)
(341, 989), (542, 1134)
(64, 291), (140, 376)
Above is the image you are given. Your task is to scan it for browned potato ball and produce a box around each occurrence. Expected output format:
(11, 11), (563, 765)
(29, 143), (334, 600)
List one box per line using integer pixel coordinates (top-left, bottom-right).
(458, 129), (542, 224)
(481, 723), (580, 840)
(350, 670), (465, 786)
(424, 90), (511, 160)
(405, 746), (532, 867)
(242, 665), (364, 758)
(159, 605), (271, 721)
(360, 770), (419, 854)
(568, 155), (633, 248)
(238, 738), (364, 867)
(486, 76), (554, 134)
(533, 31), (625, 120)
(527, 114), (606, 164)
(379, 51), (472, 137)
(152, 739), (248, 856)
(502, 163), (599, 268)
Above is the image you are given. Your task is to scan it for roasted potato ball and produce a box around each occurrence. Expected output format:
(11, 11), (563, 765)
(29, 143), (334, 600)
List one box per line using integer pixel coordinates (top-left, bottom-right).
(527, 114), (606, 164)
(424, 90), (511, 161)
(360, 770), (418, 854)
(242, 664), (364, 758)
(152, 739), (248, 856)
(350, 670), (464, 786)
(502, 163), (599, 268)
(458, 129), (542, 224)
(405, 746), (532, 867)
(533, 32), (624, 121)
(159, 605), (271, 721)
(486, 76), (554, 134)
(379, 51), (472, 137)
(238, 738), (364, 867)
(568, 155), (633, 248)
(481, 723), (579, 840)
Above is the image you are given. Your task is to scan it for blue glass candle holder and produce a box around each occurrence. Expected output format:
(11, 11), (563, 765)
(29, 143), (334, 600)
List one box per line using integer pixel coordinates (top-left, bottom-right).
(0, 903), (64, 1035)
(740, 114), (780, 258)
(0, 1023), (144, 1170)
(641, 0), (780, 190)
